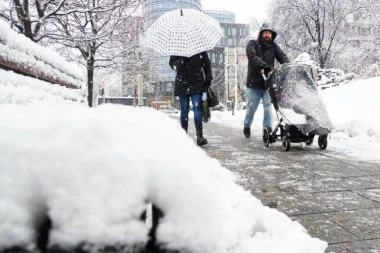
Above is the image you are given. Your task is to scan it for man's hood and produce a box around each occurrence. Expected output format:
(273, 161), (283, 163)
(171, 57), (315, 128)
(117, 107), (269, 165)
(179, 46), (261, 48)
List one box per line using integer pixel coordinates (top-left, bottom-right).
(258, 25), (278, 42)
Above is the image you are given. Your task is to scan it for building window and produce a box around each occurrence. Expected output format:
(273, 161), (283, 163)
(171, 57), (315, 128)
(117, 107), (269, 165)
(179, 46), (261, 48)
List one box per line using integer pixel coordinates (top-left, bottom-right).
(147, 84), (154, 94)
(228, 38), (234, 47)
(166, 82), (173, 92)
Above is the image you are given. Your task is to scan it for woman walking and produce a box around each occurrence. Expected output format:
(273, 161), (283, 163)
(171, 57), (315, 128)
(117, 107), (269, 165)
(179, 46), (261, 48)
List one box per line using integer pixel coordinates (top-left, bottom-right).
(169, 51), (212, 146)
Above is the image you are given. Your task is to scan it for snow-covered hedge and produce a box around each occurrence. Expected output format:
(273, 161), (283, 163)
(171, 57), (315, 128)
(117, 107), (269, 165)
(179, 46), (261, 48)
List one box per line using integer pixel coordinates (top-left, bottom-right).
(0, 69), (84, 105)
(0, 20), (84, 89)
(294, 52), (356, 89)
(0, 104), (327, 253)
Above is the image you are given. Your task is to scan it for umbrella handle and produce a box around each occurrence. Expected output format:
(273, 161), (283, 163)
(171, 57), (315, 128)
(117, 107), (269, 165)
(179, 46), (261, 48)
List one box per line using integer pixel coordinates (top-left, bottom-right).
(261, 69), (273, 81)
(261, 69), (267, 81)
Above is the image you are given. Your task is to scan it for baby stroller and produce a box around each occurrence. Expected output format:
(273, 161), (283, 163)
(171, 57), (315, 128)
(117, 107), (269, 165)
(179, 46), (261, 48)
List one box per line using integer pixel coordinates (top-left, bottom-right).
(262, 63), (332, 151)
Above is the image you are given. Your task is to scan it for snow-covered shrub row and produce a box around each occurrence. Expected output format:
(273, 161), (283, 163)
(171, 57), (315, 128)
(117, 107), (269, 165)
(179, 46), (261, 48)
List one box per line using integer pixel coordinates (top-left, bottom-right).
(0, 104), (327, 253)
(0, 44), (83, 89)
(0, 69), (85, 105)
(294, 52), (356, 89)
(0, 20), (84, 87)
(317, 69), (356, 89)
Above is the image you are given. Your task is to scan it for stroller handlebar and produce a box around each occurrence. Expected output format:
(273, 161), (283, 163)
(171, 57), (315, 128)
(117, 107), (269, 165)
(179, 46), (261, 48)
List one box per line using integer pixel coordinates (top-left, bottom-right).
(261, 69), (273, 81)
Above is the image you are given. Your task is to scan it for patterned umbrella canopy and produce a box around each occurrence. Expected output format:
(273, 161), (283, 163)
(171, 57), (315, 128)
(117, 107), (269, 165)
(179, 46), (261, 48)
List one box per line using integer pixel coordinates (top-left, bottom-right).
(145, 9), (223, 57)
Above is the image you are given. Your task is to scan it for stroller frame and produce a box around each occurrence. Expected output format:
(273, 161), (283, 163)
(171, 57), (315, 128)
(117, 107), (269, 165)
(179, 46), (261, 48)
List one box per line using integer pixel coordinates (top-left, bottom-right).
(261, 68), (329, 151)
(262, 116), (327, 151)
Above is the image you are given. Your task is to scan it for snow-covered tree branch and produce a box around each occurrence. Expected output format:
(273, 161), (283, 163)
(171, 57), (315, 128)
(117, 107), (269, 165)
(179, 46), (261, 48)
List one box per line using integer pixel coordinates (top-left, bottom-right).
(269, 0), (366, 69)
(43, 0), (141, 106)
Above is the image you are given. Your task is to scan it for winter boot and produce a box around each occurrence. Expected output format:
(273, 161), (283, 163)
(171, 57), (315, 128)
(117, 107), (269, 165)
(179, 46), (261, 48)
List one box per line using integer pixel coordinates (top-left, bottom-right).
(243, 127), (251, 138)
(196, 126), (208, 146)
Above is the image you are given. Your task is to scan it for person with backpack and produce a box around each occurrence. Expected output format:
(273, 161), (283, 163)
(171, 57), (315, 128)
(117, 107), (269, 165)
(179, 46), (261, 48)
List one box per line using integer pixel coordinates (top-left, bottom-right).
(243, 25), (290, 138)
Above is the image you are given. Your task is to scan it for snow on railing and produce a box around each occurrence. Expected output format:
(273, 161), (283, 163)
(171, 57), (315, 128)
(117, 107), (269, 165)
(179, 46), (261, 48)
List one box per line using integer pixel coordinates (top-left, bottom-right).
(0, 20), (85, 89)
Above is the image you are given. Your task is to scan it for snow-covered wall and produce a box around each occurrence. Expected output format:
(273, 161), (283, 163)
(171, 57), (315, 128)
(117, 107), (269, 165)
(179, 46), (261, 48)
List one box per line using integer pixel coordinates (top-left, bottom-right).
(0, 69), (84, 105)
(0, 20), (85, 89)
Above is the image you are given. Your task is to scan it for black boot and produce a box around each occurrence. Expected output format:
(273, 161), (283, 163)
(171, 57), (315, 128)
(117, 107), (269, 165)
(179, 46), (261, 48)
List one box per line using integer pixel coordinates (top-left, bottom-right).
(196, 126), (208, 146)
(243, 127), (251, 138)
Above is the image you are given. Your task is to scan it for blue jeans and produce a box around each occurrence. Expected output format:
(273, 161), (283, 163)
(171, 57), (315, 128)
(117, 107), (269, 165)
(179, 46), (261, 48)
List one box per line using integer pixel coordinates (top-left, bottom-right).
(244, 87), (272, 129)
(178, 93), (202, 130)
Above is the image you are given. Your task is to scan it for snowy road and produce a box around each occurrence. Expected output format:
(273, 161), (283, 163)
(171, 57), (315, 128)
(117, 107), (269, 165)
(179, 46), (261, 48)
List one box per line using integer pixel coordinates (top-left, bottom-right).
(197, 120), (380, 253)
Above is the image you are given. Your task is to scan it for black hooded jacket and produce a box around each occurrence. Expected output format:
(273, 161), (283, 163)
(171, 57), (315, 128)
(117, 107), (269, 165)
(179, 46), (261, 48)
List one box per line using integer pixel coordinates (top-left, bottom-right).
(246, 27), (289, 90)
(169, 52), (212, 96)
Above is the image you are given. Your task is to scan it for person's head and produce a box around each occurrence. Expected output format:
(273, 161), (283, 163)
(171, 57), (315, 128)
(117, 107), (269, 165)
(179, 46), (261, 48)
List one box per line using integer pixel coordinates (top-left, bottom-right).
(261, 30), (273, 42)
(258, 25), (277, 43)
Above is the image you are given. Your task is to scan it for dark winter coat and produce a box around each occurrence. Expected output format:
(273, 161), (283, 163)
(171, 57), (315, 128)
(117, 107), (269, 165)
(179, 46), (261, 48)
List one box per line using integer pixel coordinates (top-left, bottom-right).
(169, 52), (213, 96)
(246, 27), (290, 90)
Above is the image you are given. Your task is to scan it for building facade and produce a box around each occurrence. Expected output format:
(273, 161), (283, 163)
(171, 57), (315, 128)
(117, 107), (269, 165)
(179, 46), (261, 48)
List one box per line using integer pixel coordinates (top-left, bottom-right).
(141, 0), (202, 108)
(132, 2), (249, 108)
(143, 0), (202, 27)
(204, 10), (249, 105)
(342, 12), (380, 76)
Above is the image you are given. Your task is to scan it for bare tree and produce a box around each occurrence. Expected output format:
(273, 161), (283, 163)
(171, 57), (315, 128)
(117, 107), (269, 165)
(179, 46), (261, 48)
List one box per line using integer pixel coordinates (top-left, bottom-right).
(0, 0), (66, 42)
(45, 0), (141, 107)
(269, 0), (365, 68)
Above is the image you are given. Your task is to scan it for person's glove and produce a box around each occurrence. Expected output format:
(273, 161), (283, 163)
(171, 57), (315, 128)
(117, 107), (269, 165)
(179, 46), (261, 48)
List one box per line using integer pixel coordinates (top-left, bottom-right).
(262, 65), (272, 73)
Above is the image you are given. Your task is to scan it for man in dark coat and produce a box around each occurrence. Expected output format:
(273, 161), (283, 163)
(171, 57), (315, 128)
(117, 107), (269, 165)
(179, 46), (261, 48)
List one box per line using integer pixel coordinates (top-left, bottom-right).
(243, 25), (290, 138)
(169, 51), (212, 146)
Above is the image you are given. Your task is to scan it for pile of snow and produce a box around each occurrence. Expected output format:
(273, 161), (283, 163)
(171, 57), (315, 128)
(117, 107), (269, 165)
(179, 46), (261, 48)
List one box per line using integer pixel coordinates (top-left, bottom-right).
(0, 69), (84, 105)
(321, 76), (380, 160)
(0, 104), (327, 253)
(294, 52), (356, 89)
(293, 52), (316, 67)
(0, 20), (84, 88)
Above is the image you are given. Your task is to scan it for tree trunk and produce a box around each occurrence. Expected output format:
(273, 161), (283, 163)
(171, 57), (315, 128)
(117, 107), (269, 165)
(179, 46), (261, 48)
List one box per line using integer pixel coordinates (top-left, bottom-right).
(319, 53), (326, 69)
(22, 0), (33, 40)
(87, 58), (95, 107)
(13, 0), (33, 40)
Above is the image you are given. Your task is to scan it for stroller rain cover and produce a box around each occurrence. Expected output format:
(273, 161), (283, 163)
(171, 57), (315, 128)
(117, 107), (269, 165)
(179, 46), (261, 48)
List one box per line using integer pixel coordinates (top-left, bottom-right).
(267, 64), (332, 136)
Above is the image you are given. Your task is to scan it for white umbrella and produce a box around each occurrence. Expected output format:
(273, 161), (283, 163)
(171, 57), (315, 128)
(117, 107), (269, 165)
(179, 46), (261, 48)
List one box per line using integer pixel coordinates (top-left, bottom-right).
(145, 9), (223, 57)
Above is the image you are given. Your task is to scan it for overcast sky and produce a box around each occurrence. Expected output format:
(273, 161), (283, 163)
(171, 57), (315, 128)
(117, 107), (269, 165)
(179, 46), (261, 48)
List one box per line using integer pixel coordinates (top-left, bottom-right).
(201, 0), (272, 24)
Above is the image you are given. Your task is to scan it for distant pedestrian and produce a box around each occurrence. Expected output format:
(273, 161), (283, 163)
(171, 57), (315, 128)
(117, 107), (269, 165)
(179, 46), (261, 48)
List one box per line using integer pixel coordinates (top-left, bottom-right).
(169, 51), (212, 146)
(243, 25), (290, 138)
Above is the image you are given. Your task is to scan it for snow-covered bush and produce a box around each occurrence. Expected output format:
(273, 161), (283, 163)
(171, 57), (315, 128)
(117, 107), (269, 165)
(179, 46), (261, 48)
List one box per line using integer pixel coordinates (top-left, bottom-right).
(294, 52), (356, 89)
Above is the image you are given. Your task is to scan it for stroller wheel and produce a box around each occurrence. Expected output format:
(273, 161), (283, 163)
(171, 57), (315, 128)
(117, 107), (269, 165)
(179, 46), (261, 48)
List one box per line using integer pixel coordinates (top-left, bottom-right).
(318, 135), (328, 150)
(263, 126), (272, 147)
(305, 134), (315, 146)
(282, 138), (290, 151)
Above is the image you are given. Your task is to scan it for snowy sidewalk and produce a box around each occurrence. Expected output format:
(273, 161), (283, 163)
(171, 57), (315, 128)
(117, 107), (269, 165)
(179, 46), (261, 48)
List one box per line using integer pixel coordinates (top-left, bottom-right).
(196, 120), (380, 253)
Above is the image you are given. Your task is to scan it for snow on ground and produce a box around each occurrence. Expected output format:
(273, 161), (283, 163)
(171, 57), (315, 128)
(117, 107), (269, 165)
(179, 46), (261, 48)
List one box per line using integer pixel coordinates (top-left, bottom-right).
(0, 103), (326, 253)
(0, 58), (378, 253)
(210, 76), (380, 163)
